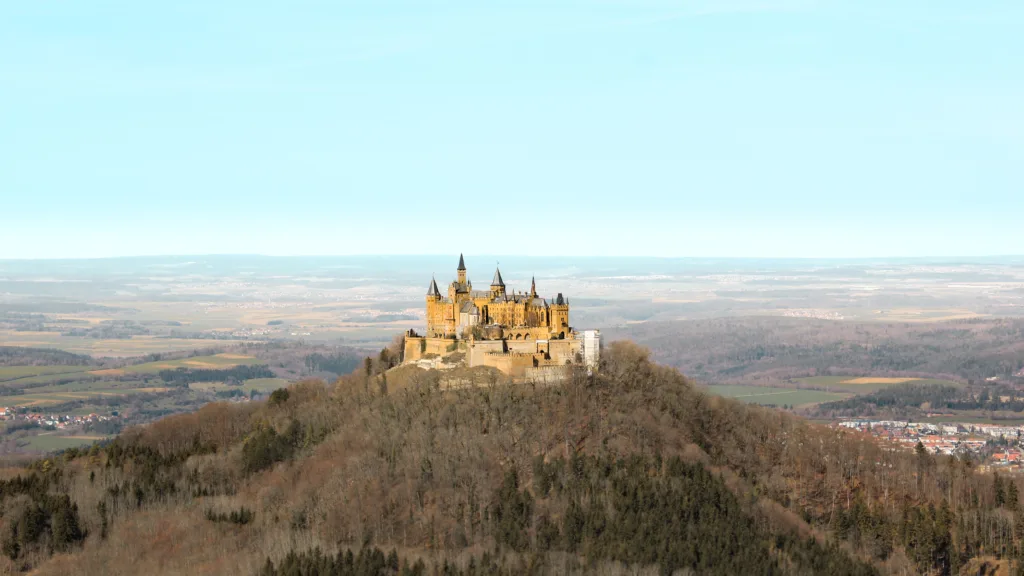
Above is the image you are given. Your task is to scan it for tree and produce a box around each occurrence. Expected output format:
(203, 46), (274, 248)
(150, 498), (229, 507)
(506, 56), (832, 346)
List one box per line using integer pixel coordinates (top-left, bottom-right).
(491, 470), (533, 552)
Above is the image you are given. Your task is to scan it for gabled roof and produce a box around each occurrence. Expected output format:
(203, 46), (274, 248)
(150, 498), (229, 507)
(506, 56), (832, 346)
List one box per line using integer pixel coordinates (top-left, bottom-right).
(457, 253), (466, 271)
(490, 267), (505, 287)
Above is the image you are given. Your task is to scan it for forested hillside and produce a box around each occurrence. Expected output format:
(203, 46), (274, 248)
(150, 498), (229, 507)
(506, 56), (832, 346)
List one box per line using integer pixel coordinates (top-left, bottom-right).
(1, 342), (1020, 574)
(0, 347), (97, 367)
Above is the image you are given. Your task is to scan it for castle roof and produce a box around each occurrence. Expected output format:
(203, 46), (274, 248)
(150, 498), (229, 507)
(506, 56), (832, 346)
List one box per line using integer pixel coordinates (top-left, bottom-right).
(460, 301), (479, 313)
(427, 277), (441, 297)
(457, 253), (466, 271)
(555, 293), (565, 305)
(490, 267), (505, 287)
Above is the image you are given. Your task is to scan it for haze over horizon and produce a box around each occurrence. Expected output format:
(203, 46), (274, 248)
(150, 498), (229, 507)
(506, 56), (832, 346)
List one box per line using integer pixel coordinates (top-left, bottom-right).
(3, 1), (1022, 260)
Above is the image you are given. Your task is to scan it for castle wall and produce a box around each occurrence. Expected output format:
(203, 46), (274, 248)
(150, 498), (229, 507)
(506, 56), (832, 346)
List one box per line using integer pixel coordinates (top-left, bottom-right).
(523, 365), (571, 383)
(548, 338), (583, 364)
(467, 339), (505, 367)
(472, 351), (539, 379)
(404, 336), (459, 362)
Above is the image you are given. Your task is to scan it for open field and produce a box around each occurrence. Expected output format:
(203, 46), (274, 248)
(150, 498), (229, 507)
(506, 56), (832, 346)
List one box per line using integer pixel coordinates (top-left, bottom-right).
(21, 433), (112, 452)
(792, 376), (963, 394)
(0, 370), (100, 388)
(706, 385), (850, 407)
(5, 385), (171, 407)
(840, 377), (921, 384)
(189, 377), (289, 394)
(120, 353), (260, 374)
(0, 365), (93, 382)
(0, 331), (248, 357)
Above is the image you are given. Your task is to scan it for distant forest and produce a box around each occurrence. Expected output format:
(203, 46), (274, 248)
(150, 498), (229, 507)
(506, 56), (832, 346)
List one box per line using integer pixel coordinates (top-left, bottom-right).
(815, 382), (1024, 419)
(303, 350), (363, 376)
(0, 346), (96, 367)
(158, 365), (276, 387)
(614, 316), (1024, 385)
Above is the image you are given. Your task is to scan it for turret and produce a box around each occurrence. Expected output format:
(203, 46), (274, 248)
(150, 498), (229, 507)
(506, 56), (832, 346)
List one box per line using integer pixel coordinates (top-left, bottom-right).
(490, 267), (505, 298)
(457, 253), (467, 285)
(530, 276), (537, 297)
(550, 292), (569, 337)
(426, 277), (441, 301)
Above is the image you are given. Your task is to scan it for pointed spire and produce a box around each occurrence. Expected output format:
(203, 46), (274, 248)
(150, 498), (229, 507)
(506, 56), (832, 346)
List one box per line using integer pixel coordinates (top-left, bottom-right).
(457, 253), (466, 271)
(490, 267), (505, 287)
(530, 276), (537, 296)
(427, 276), (441, 297)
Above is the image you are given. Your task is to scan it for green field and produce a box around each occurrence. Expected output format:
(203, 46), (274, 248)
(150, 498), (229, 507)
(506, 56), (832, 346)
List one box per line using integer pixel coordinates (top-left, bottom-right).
(0, 354), (261, 392)
(5, 383), (173, 407)
(0, 365), (94, 382)
(121, 353), (260, 375)
(792, 376), (962, 394)
(0, 331), (247, 357)
(707, 385), (850, 407)
(0, 371), (101, 388)
(189, 377), (288, 394)
(0, 354), (267, 408)
(22, 433), (112, 452)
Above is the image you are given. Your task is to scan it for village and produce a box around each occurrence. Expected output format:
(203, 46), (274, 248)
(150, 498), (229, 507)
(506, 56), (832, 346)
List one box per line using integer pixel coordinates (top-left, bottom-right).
(0, 405), (116, 430)
(837, 419), (1024, 473)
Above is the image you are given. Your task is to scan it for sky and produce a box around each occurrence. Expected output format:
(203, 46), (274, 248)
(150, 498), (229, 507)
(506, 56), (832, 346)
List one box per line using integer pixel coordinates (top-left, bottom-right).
(2, 1), (1022, 259)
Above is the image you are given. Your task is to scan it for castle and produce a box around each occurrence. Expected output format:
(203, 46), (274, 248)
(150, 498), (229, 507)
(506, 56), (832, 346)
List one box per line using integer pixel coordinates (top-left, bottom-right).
(403, 255), (599, 379)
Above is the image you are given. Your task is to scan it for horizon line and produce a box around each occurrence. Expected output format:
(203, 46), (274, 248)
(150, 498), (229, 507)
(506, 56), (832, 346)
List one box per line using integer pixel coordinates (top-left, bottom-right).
(2, 253), (1024, 262)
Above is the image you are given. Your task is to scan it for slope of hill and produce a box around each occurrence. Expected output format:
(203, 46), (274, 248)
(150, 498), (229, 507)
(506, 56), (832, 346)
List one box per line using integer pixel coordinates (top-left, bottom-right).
(0, 342), (1017, 574)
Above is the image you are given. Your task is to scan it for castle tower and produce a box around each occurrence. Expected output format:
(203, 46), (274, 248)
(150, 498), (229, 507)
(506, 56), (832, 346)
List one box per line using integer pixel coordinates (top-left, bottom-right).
(550, 292), (569, 337)
(530, 276), (537, 297)
(490, 267), (506, 298)
(457, 253), (467, 285)
(426, 277), (442, 336)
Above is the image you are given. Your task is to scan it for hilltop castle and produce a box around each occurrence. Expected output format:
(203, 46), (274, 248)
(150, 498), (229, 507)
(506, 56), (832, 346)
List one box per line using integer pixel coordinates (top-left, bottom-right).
(403, 255), (599, 379)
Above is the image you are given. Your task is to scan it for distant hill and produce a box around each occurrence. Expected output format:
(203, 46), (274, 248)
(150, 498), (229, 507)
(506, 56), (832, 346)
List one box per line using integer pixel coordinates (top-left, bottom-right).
(2, 342), (1016, 575)
(612, 316), (1024, 384)
(0, 346), (97, 367)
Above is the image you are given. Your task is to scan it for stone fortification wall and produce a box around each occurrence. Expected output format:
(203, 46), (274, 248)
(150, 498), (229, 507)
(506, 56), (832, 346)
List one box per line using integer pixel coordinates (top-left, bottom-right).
(472, 351), (541, 378)
(404, 336), (459, 362)
(524, 365), (571, 383)
(404, 330), (586, 380)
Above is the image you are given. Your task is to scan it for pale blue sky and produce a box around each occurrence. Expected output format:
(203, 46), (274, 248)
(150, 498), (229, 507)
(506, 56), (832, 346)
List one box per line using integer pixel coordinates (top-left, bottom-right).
(2, 1), (1022, 259)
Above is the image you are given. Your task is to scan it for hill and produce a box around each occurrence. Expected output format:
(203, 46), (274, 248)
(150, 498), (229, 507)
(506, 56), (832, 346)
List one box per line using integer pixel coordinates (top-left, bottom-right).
(0, 342), (1018, 574)
(611, 316), (1024, 384)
